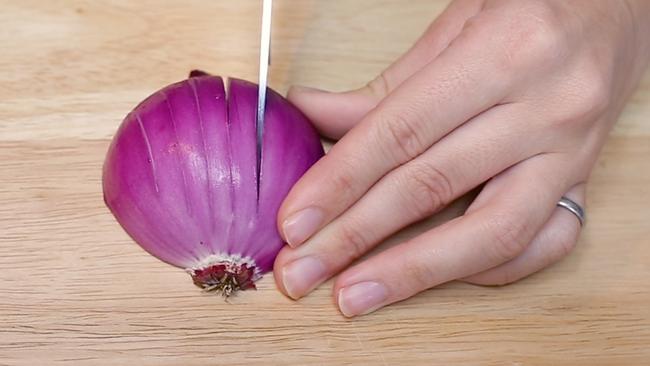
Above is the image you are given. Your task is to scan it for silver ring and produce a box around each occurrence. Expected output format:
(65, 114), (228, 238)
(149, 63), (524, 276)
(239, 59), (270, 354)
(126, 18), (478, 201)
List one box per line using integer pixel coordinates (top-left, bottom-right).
(557, 197), (585, 226)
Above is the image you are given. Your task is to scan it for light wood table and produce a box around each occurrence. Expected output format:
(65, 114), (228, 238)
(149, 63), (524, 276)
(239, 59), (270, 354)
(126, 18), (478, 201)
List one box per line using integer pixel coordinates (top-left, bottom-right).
(2, 1), (649, 365)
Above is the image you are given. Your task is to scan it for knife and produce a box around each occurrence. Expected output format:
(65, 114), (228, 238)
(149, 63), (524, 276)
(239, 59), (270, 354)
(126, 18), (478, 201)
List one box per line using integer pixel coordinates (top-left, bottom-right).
(256, 0), (273, 198)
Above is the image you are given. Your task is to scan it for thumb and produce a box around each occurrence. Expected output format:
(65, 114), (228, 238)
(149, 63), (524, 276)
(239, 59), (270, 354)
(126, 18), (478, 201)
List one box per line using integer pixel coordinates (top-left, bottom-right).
(287, 85), (377, 139)
(287, 0), (484, 140)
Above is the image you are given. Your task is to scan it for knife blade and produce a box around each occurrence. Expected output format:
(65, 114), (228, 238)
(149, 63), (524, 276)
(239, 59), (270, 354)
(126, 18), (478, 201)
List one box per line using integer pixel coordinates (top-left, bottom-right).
(256, 0), (273, 198)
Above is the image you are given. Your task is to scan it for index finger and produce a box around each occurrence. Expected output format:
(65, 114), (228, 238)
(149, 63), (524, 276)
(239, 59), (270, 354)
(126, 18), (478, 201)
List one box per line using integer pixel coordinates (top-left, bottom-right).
(279, 16), (517, 247)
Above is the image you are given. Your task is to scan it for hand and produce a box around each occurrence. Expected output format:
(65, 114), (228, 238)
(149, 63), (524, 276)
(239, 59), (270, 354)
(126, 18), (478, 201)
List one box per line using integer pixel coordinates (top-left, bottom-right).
(273, 0), (650, 317)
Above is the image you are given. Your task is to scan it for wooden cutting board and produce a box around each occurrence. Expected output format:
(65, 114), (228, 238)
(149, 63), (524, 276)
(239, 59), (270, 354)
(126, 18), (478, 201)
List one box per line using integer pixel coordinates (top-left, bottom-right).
(1, 1), (649, 365)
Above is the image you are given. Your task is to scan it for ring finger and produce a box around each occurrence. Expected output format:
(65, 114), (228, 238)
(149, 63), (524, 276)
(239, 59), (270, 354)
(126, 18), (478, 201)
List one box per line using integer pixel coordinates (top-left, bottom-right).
(463, 183), (586, 286)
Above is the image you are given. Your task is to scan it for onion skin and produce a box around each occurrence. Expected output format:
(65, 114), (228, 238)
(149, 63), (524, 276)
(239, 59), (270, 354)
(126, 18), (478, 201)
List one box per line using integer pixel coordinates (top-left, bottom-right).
(103, 71), (323, 295)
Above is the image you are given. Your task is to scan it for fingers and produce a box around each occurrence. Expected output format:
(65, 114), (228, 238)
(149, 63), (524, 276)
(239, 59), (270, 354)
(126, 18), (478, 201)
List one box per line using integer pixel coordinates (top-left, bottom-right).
(462, 183), (585, 286)
(331, 153), (578, 317)
(287, 0), (485, 139)
(273, 102), (546, 299)
(279, 15), (517, 248)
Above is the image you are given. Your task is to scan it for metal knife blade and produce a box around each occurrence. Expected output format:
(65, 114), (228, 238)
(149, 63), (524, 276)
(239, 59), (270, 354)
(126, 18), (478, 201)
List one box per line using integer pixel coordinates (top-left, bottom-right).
(256, 0), (273, 197)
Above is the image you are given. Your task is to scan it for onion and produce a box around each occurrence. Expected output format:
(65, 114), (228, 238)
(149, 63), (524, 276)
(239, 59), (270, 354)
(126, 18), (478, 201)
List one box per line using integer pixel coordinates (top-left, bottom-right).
(103, 70), (324, 295)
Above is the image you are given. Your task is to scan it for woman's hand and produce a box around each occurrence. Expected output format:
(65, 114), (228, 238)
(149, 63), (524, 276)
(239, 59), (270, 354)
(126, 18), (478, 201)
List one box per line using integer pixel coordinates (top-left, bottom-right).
(273, 0), (650, 317)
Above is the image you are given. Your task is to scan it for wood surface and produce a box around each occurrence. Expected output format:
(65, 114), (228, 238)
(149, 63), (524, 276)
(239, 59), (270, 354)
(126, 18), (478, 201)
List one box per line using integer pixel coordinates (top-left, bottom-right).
(1, 1), (649, 365)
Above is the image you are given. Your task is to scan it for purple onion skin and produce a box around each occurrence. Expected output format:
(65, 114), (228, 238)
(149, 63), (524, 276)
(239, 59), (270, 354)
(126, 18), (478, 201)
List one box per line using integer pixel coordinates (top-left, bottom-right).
(103, 71), (323, 293)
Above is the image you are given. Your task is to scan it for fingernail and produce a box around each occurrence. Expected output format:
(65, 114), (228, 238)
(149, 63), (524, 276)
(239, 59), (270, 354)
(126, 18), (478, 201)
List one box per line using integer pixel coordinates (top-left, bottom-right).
(338, 281), (388, 317)
(282, 207), (324, 247)
(282, 256), (327, 299)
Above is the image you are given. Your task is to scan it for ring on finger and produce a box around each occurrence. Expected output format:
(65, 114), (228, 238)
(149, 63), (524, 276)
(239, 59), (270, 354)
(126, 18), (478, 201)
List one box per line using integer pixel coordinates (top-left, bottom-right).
(557, 196), (585, 226)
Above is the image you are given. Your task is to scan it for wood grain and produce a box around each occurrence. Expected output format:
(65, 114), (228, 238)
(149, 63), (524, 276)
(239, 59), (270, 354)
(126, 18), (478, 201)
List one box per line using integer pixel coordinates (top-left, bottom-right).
(1, 1), (649, 365)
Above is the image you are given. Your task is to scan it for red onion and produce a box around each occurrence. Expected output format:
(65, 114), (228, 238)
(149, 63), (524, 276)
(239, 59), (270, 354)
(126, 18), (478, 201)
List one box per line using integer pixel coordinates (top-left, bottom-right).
(103, 71), (324, 295)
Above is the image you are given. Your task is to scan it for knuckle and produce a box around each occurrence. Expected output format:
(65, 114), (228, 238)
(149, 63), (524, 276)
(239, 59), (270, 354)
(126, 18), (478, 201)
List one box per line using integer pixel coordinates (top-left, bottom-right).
(403, 257), (436, 291)
(573, 68), (611, 119)
(337, 220), (370, 261)
(460, 14), (488, 37)
(499, 3), (566, 69)
(379, 110), (426, 163)
(366, 71), (391, 100)
(485, 214), (530, 262)
(548, 224), (579, 259)
(456, 5), (567, 75)
(401, 162), (454, 217)
(331, 171), (355, 196)
(328, 157), (357, 196)
(550, 67), (612, 128)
